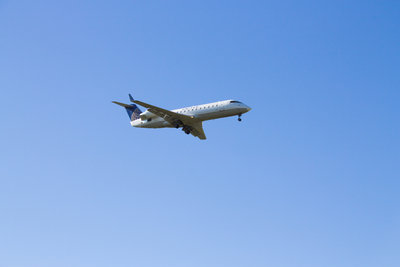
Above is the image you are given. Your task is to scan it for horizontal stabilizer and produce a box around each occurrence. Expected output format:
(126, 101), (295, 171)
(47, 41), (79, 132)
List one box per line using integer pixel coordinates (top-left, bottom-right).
(112, 101), (132, 108)
(112, 100), (142, 121)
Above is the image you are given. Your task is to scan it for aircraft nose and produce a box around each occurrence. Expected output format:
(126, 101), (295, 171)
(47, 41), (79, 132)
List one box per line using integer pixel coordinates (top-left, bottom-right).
(245, 105), (252, 112)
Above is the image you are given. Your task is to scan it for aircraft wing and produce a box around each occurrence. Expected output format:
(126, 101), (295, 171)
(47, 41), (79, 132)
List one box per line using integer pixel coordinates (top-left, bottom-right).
(133, 100), (194, 124)
(189, 122), (207, 140)
(133, 99), (207, 140)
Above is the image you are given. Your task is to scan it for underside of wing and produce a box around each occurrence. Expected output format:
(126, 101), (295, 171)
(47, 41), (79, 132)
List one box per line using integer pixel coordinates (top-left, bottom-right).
(133, 100), (195, 126)
(133, 99), (206, 140)
(188, 122), (207, 140)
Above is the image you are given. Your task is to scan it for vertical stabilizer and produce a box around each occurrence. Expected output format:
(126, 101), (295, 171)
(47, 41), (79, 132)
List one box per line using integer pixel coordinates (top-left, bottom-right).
(112, 94), (142, 121)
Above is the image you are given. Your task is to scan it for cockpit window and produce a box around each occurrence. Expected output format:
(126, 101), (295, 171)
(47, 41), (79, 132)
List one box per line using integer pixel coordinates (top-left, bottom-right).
(230, 100), (241, 103)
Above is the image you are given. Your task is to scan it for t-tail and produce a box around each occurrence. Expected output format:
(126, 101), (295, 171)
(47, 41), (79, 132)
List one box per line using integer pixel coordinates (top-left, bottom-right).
(112, 94), (142, 121)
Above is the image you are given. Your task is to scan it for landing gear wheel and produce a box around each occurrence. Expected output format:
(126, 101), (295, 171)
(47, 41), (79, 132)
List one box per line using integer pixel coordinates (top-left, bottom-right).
(238, 118), (242, 122)
(238, 114), (242, 122)
(175, 120), (183, 129)
(182, 125), (191, 135)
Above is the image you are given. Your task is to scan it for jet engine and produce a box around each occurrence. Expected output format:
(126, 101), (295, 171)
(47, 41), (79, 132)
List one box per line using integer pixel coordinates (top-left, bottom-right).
(139, 110), (156, 120)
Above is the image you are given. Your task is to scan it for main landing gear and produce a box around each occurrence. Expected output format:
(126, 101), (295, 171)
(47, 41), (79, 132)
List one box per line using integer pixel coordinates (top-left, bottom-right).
(238, 114), (242, 122)
(174, 120), (191, 135)
(174, 120), (183, 129)
(182, 125), (191, 135)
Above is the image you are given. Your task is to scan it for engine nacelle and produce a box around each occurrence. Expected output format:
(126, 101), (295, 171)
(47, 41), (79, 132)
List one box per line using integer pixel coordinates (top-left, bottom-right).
(139, 110), (156, 120)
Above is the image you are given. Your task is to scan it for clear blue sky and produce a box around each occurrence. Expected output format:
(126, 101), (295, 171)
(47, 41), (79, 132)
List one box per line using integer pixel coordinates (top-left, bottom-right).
(1, 1), (399, 266)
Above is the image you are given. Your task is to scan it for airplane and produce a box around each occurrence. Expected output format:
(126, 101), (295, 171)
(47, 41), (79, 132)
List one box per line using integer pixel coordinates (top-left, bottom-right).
(112, 94), (251, 140)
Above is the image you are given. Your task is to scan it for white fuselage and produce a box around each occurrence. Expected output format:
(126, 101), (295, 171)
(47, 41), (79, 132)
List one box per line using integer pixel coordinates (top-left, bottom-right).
(131, 100), (251, 128)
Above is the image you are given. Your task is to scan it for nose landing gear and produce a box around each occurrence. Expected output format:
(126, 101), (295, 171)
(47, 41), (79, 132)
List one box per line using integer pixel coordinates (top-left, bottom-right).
(238, 114), (242, 122)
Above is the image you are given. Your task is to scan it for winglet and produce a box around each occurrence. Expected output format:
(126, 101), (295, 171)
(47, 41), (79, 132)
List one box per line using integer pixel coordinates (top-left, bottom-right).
(129, 94), (135, 103)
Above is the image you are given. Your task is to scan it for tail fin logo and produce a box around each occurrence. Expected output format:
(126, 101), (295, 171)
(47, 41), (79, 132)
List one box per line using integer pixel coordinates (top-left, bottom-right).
(112, 94), (143, 121)
(130, 106), (141, 121)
